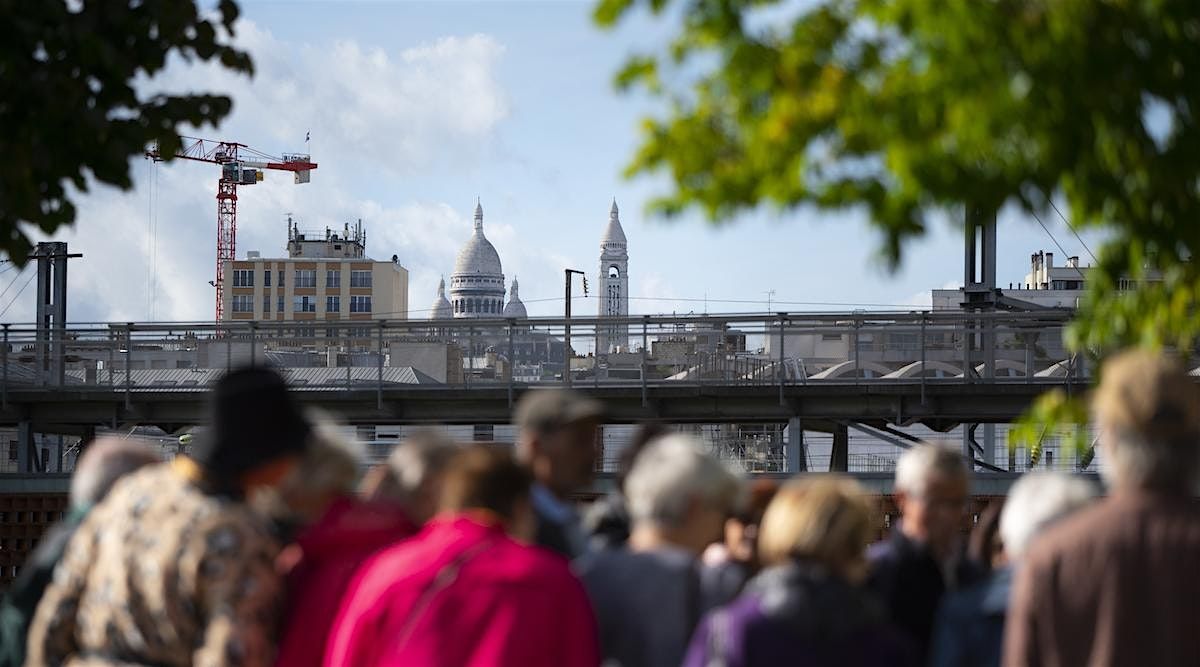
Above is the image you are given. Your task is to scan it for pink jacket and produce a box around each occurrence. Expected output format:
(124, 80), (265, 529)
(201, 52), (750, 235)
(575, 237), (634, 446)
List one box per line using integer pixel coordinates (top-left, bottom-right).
(276, 496), (418, 667)
(324, 514), (600, 667)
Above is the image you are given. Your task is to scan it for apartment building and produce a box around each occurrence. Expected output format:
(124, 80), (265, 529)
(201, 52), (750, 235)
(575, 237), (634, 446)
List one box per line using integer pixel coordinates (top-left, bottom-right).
(221, 218), (408, 332)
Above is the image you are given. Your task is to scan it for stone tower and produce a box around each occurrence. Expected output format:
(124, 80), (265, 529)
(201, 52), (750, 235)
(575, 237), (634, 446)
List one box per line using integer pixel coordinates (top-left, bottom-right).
(597, 199), (629, 354)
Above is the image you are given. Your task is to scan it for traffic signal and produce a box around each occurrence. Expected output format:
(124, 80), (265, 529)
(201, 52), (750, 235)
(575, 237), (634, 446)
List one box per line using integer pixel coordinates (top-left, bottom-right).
(582, 276), (589, 296)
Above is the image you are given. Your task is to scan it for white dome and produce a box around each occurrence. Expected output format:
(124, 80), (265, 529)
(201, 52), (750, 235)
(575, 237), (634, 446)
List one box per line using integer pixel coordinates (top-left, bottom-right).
(453, 201), (504, 277)
(503, 277), (527, 318)
(453, 232), (503, 276)
(450, 200), (507, 319)
(429, 277), (452, 320)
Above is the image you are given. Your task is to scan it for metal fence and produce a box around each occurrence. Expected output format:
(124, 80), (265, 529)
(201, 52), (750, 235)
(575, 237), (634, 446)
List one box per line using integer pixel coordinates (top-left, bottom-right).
(0, 310), (1088, 396)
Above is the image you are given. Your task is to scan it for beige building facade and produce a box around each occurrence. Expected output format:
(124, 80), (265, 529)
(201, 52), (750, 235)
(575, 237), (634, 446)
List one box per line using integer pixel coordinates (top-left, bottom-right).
(221, 219), (408, 328)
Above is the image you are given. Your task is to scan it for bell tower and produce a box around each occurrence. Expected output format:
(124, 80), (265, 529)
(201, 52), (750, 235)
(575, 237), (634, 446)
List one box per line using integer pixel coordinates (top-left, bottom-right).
(597, 199), (629, 354)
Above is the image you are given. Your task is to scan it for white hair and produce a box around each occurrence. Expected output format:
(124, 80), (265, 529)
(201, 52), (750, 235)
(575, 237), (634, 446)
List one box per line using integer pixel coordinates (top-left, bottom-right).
(895, 442), (968, 497)
(999, 472), (1096, 558)
(624, 434), (742, 528)
(376, 430), (458, 505)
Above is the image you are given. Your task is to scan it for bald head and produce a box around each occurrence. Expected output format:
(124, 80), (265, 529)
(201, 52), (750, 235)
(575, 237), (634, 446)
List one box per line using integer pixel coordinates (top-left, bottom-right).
(70, 437), (160, 509)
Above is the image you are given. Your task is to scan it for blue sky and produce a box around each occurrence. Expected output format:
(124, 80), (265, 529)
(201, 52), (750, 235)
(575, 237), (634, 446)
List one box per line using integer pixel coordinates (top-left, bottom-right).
(13, 0), (1106, 323)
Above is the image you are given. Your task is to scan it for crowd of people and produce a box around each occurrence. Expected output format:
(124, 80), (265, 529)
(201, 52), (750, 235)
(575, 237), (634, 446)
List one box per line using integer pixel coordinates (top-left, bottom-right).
(0, 348), (1198, 666)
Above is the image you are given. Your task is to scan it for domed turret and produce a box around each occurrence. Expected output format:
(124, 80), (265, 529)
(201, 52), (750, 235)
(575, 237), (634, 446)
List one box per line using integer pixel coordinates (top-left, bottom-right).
(503, 277), (528, 319)
(429, 277), (452, 320)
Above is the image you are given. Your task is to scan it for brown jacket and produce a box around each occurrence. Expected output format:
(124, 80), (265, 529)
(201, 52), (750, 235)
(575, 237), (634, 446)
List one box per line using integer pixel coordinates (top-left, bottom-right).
(1003, 491), (1200, 667)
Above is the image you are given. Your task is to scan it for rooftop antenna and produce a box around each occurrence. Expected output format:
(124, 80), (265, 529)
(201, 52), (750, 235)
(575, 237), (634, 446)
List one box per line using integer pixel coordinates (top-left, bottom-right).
(764, 289), (776, 312)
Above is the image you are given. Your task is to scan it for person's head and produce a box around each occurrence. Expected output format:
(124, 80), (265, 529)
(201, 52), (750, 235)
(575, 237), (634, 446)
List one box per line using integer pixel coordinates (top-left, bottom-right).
(440, 445), (535, 541)
(894, 443), (969, 556)
(999, 472), (1095, 560)
(192, 366), (311, 495)
(69, 437), (160, 509)
(615, 422), (668, 492)
(1093, 349), (1200, 494)
(758, 476), (874, 583)
(624, 434), (742, 555)
(362, 429), (458, 524)
(724, 478), (779, 566)
(514, 389), (604, 497)
(256, 412), (363, 525)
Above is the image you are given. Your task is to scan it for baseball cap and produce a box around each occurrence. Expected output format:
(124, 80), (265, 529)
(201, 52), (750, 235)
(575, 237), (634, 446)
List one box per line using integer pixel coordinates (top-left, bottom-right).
(514, 388), (605, 434)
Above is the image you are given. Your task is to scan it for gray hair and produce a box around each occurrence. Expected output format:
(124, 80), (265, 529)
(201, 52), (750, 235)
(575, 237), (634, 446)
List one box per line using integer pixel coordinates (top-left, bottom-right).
(625, 434), (742, 528)
(70, 438), (160, 508)
(370, 430), (458, 505)
(895, 442), (968, 497)
(1000, 472), (1095, 558)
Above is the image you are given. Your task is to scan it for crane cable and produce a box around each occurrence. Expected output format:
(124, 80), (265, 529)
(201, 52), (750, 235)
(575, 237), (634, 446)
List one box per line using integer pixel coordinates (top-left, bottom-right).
(147, 160), (160, 320)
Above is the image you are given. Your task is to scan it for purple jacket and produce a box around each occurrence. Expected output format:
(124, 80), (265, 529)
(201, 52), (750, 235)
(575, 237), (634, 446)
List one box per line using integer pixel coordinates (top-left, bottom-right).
(682, 561), (915, 667)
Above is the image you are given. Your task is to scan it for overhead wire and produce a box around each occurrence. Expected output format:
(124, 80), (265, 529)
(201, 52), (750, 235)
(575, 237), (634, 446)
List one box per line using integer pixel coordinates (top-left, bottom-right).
(1047, 198), (1098, 264)
(0, 266), (28, 307)
(1030, 209), (1087, 279)
(0, 272), (37, 319)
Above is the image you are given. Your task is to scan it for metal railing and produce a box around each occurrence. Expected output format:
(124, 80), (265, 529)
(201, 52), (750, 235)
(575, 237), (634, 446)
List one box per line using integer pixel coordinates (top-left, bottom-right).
(0, 310), (1087, 396)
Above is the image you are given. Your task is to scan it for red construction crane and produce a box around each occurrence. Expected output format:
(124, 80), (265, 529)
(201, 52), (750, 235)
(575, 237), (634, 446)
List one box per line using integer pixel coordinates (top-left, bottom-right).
(146, 136), (318, 320)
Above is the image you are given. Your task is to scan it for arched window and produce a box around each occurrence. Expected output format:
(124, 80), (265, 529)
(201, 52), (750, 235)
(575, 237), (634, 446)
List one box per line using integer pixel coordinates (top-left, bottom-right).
(609, 265), (620, 278)
(467, 300), (474, 313)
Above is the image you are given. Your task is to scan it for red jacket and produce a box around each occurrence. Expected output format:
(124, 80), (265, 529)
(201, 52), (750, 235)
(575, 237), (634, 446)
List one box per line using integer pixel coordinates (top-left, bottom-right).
(276, 496), (417, 667)
(324, 514), (600, 667)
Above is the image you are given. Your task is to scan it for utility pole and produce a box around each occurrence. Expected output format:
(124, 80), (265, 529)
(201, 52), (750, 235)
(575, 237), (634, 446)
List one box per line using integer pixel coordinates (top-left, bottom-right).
(564, 268), (587, 388)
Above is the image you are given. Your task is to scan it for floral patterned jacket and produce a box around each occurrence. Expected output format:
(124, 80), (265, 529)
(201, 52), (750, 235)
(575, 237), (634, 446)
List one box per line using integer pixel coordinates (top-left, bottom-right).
(26, 462), (282, 667)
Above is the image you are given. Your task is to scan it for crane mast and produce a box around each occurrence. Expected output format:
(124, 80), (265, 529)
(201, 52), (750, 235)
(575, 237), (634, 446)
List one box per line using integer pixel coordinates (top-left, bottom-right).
(146, 137), (318, 320)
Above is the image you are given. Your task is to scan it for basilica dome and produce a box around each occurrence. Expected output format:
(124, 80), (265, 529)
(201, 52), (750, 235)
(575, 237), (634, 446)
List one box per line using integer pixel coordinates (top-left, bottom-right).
(449, 200), (506, 318)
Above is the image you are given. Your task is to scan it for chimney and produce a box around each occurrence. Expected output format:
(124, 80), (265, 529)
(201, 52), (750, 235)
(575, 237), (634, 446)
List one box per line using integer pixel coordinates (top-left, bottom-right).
(1068, 256), (1079, 268)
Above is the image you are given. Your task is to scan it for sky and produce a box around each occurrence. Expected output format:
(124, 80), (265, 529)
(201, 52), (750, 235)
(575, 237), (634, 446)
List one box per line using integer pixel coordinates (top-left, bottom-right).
(6, 0), (1107, 323)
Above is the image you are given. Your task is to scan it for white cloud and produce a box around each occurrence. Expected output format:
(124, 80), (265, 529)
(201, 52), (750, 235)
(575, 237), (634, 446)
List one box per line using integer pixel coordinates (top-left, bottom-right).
(6, 21), (514, 323)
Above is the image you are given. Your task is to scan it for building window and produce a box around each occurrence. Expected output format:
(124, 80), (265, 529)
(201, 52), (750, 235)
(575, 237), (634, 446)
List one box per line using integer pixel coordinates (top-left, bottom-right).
(350, 296), (372, 313)
(466, 300), (474, 314)
(231, 294), (254, 313)
(350, 270), (372, 287)
(232, 269), (254, 287)
(294, 269), (316, 288)
(263, 270), (271, 288)
(263, 296), (270, 314)
(326, 296), (341, 313)
(326, 270), (341, 289)
(293, 296), (317, 313)
(277, 269), (284, 287)
(278, 295), (284, 313)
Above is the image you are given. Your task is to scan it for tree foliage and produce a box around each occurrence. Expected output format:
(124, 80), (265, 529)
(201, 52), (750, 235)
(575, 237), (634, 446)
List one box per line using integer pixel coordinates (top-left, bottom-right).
(0, 0), (253, 264)
(597, 0), (1200, 356)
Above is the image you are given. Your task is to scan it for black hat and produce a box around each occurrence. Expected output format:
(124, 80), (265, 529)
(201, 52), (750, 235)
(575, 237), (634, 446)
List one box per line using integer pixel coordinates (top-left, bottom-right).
(192, 366), (311, 480)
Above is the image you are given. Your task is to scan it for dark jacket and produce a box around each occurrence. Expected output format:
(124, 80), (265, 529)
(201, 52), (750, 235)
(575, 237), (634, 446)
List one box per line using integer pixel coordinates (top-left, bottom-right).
(1004, 491), (1200, 667)
(581, 492), (631, 550)
(682, 561), (914, 667)
(531, 484), (583, 559)
(930, 566), (1011, 667)
(866, 528), (971, 662)
(0, 506), (87, 667)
